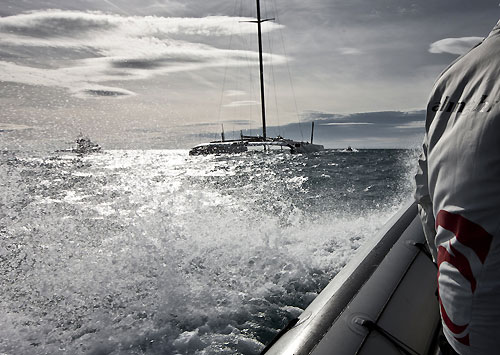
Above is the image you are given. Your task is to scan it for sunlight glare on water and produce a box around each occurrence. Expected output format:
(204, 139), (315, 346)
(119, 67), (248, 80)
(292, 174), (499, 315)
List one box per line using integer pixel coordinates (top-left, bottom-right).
(0, 149), (417, 354)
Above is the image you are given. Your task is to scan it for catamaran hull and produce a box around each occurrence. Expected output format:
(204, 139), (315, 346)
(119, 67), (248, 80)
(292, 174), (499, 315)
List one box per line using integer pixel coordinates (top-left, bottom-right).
(55, 147), (102, 154)
(290, 143), (324, 154)
(189, 142), (248, 155)
(262, 201), (441, 355)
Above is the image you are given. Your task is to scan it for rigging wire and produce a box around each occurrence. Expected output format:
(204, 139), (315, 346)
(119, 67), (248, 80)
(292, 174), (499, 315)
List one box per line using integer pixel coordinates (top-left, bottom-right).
(247, 1), (261, 135)
(216, 0), (240, 133)
(239, 0), (258, 135)
(103, 0), (131, 16)
(218, 0), (299, 140)
(263, 0), (282, 138)
(271, 0), (304, 141)
(230, 0), (257, 136)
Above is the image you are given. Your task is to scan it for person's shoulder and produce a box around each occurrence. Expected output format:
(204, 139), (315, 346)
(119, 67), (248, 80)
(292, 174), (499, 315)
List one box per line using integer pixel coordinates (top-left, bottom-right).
(436, 41), (484, 83)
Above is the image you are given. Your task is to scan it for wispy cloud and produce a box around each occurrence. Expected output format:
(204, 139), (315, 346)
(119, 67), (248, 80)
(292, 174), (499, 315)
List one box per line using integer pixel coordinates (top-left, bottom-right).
(338, 47), (363, 55)
(393, 120), (425, 129)
(223, 100), (258, 108)
(224, 90), (246, 97)
(0, 10), (285, 99)
(221, 119), (253, 125)
(429, 36), (483, 55)
(322, 122), (373, 126)
(0, 61), (137, 98)
(278, 110), (426, 148)
(0, 123), (35, 132)
(179, 119), (252, 128)
(0, 10), (281, 43)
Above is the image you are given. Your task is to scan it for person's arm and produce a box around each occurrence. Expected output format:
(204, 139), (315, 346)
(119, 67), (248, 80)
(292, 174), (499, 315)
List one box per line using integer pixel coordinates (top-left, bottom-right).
(414, 136), (437, 262)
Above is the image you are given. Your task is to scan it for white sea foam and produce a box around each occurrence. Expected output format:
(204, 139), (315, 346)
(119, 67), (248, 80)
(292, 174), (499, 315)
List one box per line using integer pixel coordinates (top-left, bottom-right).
(0, 149), (417, 354)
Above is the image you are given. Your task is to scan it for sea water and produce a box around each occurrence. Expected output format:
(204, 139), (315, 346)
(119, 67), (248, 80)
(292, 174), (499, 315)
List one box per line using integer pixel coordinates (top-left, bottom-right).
(0, 149), (418, 354)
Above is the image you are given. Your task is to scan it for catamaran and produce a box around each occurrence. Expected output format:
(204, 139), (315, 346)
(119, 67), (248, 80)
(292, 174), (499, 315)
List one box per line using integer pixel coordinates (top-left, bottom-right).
(189, 0), (324, 156)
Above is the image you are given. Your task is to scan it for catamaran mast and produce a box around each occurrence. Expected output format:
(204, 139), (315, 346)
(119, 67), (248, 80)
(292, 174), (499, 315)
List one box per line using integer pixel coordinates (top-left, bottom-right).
(310, 122), (315, 144)
(256, 0), (267, 140)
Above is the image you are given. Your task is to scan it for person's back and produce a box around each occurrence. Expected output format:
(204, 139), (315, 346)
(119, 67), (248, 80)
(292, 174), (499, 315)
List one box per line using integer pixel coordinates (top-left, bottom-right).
(415, 20), (500, 354)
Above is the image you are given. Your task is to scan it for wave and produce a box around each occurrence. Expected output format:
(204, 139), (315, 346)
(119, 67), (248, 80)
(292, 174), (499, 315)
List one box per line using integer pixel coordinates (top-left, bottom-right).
(0, 149), (418, 354)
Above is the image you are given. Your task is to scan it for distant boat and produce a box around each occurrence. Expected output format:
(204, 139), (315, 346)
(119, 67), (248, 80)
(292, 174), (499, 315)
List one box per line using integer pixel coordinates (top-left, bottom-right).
(189, 123), (322, 155)
(189, 140), (247, 156)
(189, 0), (323, 155)
(57, 135), (102, 155)
(340, 146), (358, 153)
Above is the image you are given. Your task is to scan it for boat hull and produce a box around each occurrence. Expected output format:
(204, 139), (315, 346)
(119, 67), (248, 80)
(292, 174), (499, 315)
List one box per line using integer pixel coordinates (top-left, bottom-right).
(290, 143), (324, 154)
(189, 140), (325, 155)
(262, 201), (441, 355)
(189, 141), (248, 155)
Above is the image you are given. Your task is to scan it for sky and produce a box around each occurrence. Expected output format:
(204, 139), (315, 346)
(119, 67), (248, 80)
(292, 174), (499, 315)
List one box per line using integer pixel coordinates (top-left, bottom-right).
(0, 0), (499, 150)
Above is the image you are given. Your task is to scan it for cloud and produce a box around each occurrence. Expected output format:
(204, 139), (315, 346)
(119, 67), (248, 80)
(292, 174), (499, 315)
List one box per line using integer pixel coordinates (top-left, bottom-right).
(338, 47), (363, 55)
(0, 10), (285, 98)
(0, 11), (116, 39)
(181, 119), (253, 129)
(429, 36), (483, 55)
(224, 90), (246, 97)
(221, 119), (253, 125)
(393, 120), (425, 129)
(0, 10), (282, 42)
(322, 122), (373, 126)
(272, 110), (426, 148)
(0, 123), (35, 132)
(302, 110), (426, 125)
(223, 100), (259, 107)
(0, 61), (136, 98)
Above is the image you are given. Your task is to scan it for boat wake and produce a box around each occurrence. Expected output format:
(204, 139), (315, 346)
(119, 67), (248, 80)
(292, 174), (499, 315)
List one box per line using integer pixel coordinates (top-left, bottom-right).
(0, 149), (417, 354)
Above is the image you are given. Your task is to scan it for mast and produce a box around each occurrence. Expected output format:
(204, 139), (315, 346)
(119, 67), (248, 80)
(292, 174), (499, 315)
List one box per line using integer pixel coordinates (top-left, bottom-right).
(310, 122), (315, 144)
(256, 0), (267, 140)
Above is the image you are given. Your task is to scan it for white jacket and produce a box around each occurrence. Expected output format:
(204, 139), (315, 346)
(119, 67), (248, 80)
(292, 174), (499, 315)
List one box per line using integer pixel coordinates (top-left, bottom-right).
(415, 20), (500, 355)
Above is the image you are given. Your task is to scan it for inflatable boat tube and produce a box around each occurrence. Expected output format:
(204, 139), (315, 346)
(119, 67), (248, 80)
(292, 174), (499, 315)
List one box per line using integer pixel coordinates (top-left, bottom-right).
(262, 201), (441, 355)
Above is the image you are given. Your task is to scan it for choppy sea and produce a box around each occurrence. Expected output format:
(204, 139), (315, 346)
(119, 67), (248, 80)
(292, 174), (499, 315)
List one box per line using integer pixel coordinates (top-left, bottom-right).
(0, 149), (418, 355)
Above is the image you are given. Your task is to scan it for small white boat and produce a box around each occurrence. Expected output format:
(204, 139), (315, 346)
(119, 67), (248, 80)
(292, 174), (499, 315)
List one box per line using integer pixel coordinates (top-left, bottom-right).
(340, 146), (358, 153)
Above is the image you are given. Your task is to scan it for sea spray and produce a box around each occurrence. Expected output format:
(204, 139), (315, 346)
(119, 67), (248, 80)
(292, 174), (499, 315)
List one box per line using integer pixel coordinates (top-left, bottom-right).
(0, 149), (418, 354)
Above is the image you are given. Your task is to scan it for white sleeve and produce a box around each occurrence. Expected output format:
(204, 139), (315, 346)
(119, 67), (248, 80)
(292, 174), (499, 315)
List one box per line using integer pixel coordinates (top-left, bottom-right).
(414, 135), (437, 262)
